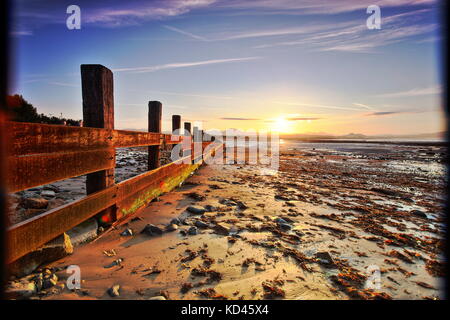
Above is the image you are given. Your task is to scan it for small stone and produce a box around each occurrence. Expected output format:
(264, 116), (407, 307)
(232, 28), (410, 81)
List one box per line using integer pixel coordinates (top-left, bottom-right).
(19, 197), (48, 209)
(104, 258), (123, 268)
(204, 205), (217, 212)
(166, 224), (178, 232)
(315, 252), (334, 265)
(278, 223), (292, 231)
(170, 218), (182, 225)
(188, 226), (198, 235)
(195, 220), (209, 228)
(148, 295), (166, 300)
(141, 224), (163, 236)
(108, 284), (120, 297)
(40, 190), (56, 199)
(187, 206), (206, 215)
(214, 223), (230, 236)
(274, 217), (287, 224)
(43, 274), (58, 289)
(120, 228), (133, 236)
(411, 210), (427, 219)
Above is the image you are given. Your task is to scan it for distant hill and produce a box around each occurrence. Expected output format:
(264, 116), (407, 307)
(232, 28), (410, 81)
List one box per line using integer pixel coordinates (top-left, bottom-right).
(281, 131), (445, 141)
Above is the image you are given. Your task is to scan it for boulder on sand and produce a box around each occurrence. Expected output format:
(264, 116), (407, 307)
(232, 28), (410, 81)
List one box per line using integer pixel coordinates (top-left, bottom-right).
(8, 233), (73, 278)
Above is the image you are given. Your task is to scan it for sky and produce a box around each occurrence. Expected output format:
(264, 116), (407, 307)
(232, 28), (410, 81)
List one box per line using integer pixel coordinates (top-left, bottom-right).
(9, 0), (445, 135)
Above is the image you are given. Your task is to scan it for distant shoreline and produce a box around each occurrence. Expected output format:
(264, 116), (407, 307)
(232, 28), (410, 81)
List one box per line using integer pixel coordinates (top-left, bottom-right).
(281, 138), (447, 147)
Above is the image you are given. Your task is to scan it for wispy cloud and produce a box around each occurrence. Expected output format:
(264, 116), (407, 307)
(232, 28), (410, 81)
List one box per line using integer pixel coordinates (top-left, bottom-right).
(218, 0), (436, 15)
(365, 111), (404, 116)
(112, 56), (261, 73)
(352, 103), (374, 110)
(163, 25), (209, 41)
(253, 8), (437, 52)
(273, 101), (368, 111)
(375, 85), (442, 98)
(286, 117), (322, 121)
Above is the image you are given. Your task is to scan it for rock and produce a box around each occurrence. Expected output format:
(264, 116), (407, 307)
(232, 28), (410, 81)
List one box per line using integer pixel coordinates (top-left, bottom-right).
(43, 274), (58, 289)
(148, 295), (166, 300)
(219, 198), (237, 206)
(8, 233), (73, 278)
(40, 190), (56, 199)
(204, 204), (217, 212)
(19, 197), (48, 209)
(214, 223), (230, 236)
(141, 224), (163, 236)
(43, 185), (60, 192)
(278, 223), (292, 231)
(188, 226), (198, 235)
(170, 218), (182, 225)
(285, 201), (298, 207)
(166, 224), (178, 232)
(108, 284), (120, 297)
(120, 228), (133, 236)
(104, 258), (123, 268)
(187, 206), (206, 215)
(315, 251), (334, 265)
(411, 210), (428, 219)
(67, 218), (98, 246)
(236, 201), (248, 210)
(274, 217), (287, 224)
(5, 279), (36, 299)
(195, 220), (209, 228)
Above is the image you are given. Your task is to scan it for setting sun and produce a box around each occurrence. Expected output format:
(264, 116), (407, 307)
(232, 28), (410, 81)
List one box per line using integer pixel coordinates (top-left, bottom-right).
(272, 116), (293, 133)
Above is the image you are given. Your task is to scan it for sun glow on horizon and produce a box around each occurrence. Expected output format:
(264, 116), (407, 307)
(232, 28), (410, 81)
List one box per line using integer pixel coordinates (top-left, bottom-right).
(271, 116), (294, 133)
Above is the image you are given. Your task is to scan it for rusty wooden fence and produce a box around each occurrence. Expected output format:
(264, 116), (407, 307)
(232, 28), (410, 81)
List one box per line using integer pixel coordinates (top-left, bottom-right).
(5, 64), (221, 264)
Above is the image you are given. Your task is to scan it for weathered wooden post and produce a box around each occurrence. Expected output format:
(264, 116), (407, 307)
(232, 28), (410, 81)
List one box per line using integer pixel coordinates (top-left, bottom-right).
(148, 101), (162, 170)
(172, 115), (181, 133)
(184, 122), (191, 135)
(184, 122), (192, 162)
(81, 64), (116, 222)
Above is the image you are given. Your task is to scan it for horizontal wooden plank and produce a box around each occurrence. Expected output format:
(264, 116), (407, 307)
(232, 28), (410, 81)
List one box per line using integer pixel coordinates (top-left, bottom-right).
(6, 155), (196, 263)
(7, 185), (119, 264)
(7, 143), (223, 263)
(7, 148), (115, 193)
(163, 134), (182, 145)
(7, 121), (171, 155)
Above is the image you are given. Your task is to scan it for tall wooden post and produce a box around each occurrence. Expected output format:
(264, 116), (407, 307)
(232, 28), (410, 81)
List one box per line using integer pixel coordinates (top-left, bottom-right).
(184, 122), (192, 162)
(172, 115), (181, 133)
(81, 64), (116, 222)
(184, 122), (191, 135)
(148, 101), (162, 170)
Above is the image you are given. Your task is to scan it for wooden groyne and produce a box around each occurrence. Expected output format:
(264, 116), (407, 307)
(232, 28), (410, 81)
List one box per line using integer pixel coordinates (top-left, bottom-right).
(4, 64), (220, 264)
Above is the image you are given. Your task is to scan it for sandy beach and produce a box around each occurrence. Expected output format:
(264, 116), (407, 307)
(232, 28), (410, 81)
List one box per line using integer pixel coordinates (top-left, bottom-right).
(6, 140), (445, 300)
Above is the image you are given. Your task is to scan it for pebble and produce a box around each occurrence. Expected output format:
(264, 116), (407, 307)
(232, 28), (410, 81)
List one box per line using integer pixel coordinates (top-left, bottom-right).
(43, 274), (58, 289)
(40, 190), (56, 199)
(170, 218), (182, 225)
(120, 228), (133, 236)
(141, 224), (163, 236)
(108, 284), (120, 297)
(19, 197), (48, 209)
(411, 210), (428, 219)
(148, 295), (166, 300)
(194, 220), (209, 228)
(166, 224), (178, 232)
(187, 206), (206, 214)
(188, 226), (198, 235)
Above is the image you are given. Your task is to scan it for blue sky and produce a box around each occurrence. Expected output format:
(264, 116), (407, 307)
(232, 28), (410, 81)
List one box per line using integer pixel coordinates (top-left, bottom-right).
(10, 0), (444, 135)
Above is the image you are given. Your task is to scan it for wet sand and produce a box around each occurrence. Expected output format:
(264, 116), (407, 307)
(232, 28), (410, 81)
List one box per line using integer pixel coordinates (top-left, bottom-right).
(31, 142), (446, 300)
